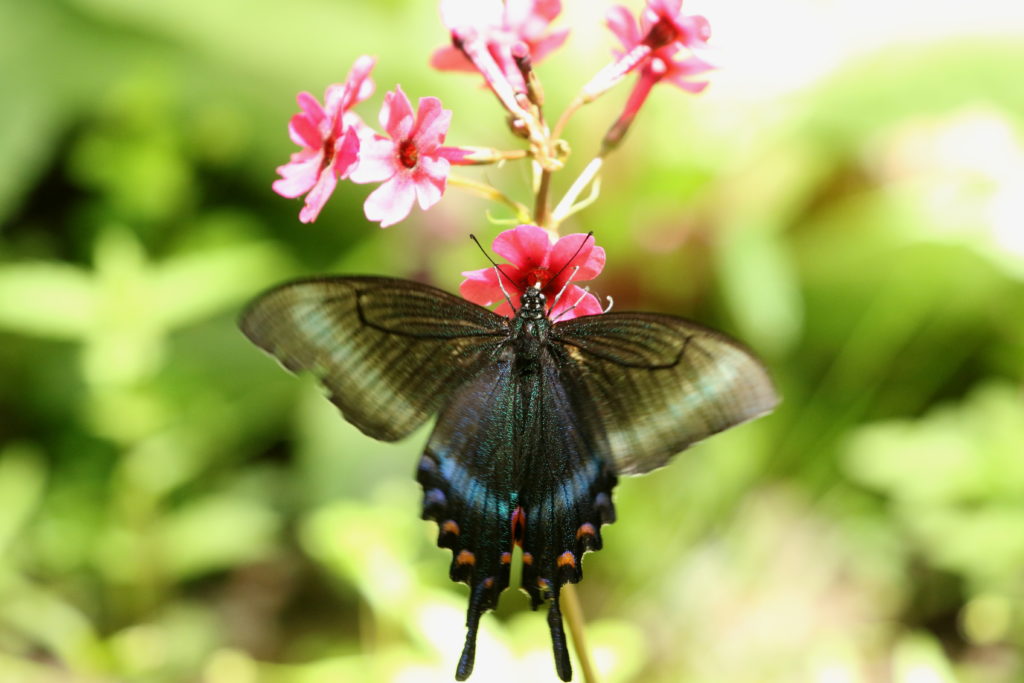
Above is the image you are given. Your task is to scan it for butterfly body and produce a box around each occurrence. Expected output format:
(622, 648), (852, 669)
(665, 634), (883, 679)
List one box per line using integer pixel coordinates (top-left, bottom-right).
(240, 276), (778, 681)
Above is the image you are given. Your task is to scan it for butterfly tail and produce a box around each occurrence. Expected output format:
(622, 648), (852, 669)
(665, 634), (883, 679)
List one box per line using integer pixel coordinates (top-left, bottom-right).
(455, 580), (490, 680)
(547, 593), (572, 681)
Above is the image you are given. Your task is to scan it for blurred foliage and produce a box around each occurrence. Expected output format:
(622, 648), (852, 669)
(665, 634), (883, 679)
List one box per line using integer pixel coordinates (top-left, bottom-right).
(2, 0), (1023, 681)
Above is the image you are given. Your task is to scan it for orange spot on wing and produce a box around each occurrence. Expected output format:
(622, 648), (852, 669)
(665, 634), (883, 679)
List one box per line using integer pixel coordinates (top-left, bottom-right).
(501, 552), (512, 564)
(557, 551), (576, 569)
(456, 550), (476, 566)
(442, 520), (460, 535)
(522, 552), (534, 565)
(576, 523), (597, 539)
(483, 577), (495, 589)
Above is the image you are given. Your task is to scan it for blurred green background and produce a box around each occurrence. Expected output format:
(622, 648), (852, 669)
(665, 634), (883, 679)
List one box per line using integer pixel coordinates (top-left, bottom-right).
(2, 0), (1023, 681)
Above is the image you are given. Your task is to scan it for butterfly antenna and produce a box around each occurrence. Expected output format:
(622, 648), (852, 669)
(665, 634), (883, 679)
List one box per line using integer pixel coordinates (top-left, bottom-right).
(547, 231), (594, 287)
(470, 233), (517, 312)
(549, 265), (579, 314)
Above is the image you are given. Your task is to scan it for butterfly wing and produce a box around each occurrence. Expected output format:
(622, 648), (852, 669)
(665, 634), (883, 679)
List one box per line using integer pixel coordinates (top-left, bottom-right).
(551, 312), (779, 475)
(515, 346), (619, 682)
(240, 276), (509, 441)
(417, 342), (617, 682)
(416, 353), (519, 680)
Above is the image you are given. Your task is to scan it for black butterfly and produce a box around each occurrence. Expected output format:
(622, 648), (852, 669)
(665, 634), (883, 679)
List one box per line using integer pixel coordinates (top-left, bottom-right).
(240, 272), (778, 681)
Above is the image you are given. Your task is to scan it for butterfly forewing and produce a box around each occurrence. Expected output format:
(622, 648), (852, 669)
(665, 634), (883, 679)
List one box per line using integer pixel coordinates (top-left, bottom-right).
(240, 277), (509, 441)
(552, 312), (779, 475)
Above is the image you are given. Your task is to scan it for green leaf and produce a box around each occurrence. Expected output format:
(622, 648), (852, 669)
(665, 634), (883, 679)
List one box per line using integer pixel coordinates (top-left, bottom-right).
(0, 263), (96, 339)
(0, 443), (47, 558)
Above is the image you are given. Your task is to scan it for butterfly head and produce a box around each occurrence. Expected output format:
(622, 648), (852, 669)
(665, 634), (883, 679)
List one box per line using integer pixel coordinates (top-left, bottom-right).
(519, 283), (547, 320)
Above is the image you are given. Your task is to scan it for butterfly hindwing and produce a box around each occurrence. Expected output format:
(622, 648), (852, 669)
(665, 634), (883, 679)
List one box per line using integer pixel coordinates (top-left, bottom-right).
(417, 338), (619, 682)
(517, 347), (618, 681)
(239, 276), (509, 441)
(416, 355), (518, 680)
(551, 312), (780, 475)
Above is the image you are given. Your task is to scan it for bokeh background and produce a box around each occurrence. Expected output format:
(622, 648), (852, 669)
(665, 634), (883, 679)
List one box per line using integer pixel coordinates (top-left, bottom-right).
(2, 0), (1024, 681)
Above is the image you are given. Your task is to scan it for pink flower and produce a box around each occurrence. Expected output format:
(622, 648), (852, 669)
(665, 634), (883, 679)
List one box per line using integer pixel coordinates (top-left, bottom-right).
(350, 86), (469, 228)
(608, 3), (712, 89)
(431, 0), (568, 92)
(273, 56), (376, 223)
(639, 0), (711, 51)
(582, 0), (710, 104)
(460, 225), (606, 320)
(602, 4), (713, 148)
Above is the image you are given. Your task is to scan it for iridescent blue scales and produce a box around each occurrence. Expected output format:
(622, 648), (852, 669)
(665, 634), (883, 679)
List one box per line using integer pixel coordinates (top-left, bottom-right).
(240, 275), (778, 681)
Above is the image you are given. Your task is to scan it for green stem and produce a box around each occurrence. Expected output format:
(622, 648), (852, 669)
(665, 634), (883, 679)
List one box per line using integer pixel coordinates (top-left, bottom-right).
(551, 156), (604, 227)
(552, 96), (584, 143)
(449, 175), (531, 221)
(561, 583), (598, 683)
(534, 168), (553, 231)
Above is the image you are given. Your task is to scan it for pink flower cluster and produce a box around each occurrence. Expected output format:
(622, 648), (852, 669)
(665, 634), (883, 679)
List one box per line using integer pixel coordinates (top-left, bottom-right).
(602, 0), (713, 146)
(273, 0), (714, 319)
(431, 0), (568, 93)
(274, 58), (470, 227)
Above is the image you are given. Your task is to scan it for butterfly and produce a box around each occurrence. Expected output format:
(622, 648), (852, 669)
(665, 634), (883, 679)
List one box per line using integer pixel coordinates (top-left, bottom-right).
(239, 266), (778, 681)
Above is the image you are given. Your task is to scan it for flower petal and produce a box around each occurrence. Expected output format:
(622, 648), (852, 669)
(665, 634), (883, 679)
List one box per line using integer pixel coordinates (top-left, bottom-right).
(348, 54), (377, 105)
(413, 157), (450, 210)
(380, 86), (415, 142)
(349, 137), (397, 184)
(606, 5), (641, 49)
(296, 92), (326, 128)
(363, 173), (416, 227)
(492, 224), (552, 270)
(529, 27), (570, 62)
(330, 126), (361, 180)
(550, 233), (605, 280)
(272, 151), (322, 198)
(430, 46), (478, 73)
(298, 165), (339, 223)
(459, 267), (505, 306)
(288, 113), (322, 149)
(412, 97), (452, 150)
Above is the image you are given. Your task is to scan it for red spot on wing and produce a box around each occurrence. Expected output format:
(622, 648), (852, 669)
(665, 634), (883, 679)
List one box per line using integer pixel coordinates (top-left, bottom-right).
(511, 506), (526, 547)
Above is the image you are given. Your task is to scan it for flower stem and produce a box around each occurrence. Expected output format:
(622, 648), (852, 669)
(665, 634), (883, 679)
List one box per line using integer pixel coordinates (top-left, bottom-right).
(552, 96), (584, 142)
(458, 147), (530, 164)
(561, 583), (598, 683)
(551, 156), (604, 226)
(449, 175), (531, 221)
(534, 168), (553, 230)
